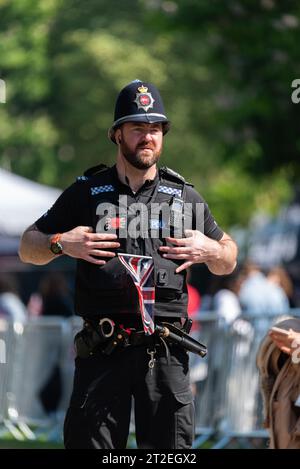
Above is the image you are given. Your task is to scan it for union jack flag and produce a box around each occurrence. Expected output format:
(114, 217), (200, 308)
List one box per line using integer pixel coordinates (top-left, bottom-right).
(118, 253), (155, 335)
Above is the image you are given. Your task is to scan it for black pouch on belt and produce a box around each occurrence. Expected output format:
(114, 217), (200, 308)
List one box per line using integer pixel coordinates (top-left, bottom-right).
(74, 319), (114, 358)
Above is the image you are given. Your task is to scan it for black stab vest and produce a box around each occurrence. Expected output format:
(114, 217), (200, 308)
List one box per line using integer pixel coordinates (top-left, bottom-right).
(75, 165), (193, 319)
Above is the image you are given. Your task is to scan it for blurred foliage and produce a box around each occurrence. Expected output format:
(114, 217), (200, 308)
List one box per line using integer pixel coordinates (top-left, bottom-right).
(0, 0), (299, 228)
(151, 0), (300, 175)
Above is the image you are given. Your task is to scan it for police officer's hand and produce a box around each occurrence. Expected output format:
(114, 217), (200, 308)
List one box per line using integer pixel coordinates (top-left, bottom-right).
(60, 226), (120, 265)
(159, 229), (221, 273)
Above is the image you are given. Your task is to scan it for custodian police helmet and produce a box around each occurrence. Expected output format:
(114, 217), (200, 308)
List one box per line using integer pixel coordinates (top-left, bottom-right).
(108, 79), (170, 143)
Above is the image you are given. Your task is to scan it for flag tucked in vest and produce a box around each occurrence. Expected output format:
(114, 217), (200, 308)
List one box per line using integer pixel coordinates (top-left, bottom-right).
(118, 253), (155, 335)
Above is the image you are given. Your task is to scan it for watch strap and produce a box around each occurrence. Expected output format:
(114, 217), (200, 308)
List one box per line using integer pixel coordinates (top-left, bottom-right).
(50, 233), (63, 255)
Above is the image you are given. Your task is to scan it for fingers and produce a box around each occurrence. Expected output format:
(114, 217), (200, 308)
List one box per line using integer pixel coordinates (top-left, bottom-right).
(269, 336), (292, 355)
(88, 232), (119, 241)
(89, 249), (117, 257)
(165, 236), (190, 246)
(162, 253), (194, 260)
(160, 246), (191, 254)
(269, 335), (287, 347)
(280, 346), (292, 355)
(84, 255), (106, 265)
(269, 332), (281, 341)
(270, 337), (286, 347)
(176, 260), (193, 273)
(269, 332), (291, 345)
(274, 342), (292, 354)
(88, 242), (120, 249)
(78, 227), (119, 241)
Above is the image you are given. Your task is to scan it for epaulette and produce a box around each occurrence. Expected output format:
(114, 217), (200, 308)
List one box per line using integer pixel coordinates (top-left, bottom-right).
(84, 164), (109, 177)
(76, 164), (109, 182)
(159, 166), (193, 186)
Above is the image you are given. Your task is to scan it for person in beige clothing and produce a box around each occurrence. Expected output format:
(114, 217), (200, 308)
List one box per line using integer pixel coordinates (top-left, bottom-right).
(256, 318), (300, 449)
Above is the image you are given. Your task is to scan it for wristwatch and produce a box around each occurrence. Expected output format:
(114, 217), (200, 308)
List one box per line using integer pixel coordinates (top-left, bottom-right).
(49, 233), (63, 255)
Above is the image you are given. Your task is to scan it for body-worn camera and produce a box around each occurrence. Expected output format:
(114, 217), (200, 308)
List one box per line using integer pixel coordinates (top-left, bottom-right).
(74, 318), (115, 358)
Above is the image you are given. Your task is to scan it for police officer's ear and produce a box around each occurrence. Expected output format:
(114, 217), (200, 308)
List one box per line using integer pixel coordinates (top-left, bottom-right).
(115, 130), (121, 145)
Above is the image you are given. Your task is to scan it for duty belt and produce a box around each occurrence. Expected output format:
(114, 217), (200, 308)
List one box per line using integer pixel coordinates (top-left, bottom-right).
(74, 317), (207, 359)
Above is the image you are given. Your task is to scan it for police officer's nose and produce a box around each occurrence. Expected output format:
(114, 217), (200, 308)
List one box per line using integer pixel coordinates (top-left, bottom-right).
(143, 132), (152, 142)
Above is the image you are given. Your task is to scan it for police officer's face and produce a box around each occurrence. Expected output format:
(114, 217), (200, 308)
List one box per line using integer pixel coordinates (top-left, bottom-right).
(118, 122), (163, 170)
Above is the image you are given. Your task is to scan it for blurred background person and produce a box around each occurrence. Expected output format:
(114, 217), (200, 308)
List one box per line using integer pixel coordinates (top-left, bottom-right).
(187, 282), (201, 318)
(239, 262), (289, 315)
(257, 317), (300, 449)
(28, 272), (73, 318)
(212, 270), (242, 324)
(200, 270), (242, 324)
(0, 273), (27, 322)
(186, 268), (201, 332)
(27, 272), (73, 416)
(267, 266), (295, 309)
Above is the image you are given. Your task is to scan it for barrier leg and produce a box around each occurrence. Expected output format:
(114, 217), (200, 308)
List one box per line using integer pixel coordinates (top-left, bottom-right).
(192, 432), (214, 448)
(3, 419), (25, 441)
(211, 435), (232, 449)
(17, 422), (36, 440)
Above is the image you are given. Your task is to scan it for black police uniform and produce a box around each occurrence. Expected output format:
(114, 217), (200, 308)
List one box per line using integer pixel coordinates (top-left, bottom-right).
(35, 164), (223, 449)
(34, 81), (224, 449)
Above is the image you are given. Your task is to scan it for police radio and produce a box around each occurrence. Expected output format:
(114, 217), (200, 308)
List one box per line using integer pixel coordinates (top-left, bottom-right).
(169, 197), (185, 238)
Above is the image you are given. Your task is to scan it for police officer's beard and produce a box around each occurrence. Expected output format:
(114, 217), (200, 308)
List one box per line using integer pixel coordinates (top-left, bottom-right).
(120, 139), (162, 170)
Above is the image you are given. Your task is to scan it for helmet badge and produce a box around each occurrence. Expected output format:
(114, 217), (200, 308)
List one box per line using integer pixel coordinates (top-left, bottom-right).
(134, 85), (155, 112)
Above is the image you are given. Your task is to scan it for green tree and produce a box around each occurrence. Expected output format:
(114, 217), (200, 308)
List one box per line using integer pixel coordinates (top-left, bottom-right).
(0, 0), (59, 185)
(1, 0), (298, 228)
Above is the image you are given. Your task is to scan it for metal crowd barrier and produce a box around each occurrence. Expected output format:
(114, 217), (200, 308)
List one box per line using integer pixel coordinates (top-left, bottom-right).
(0, 319), (13, 432)
(210, 316), (270, 448)
(0, 315), (82, 441)
(189, 313), (221, 446)
(0, 311), (299, 446)
(192, 311), (300, 449)
(0, 317), (24, 440)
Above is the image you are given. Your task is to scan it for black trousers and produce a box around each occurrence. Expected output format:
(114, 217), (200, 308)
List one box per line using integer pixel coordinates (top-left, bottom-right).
(64, 343), (195, 449)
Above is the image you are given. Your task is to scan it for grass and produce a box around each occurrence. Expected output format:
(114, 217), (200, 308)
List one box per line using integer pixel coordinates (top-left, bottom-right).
(0, 439), (64, 449)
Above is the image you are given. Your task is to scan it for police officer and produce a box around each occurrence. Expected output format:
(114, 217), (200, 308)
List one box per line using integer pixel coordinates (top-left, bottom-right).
(19, 80), (238, 449)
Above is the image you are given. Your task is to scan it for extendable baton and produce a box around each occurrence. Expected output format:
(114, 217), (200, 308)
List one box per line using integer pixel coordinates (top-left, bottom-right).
(155, 323), (207, 357)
